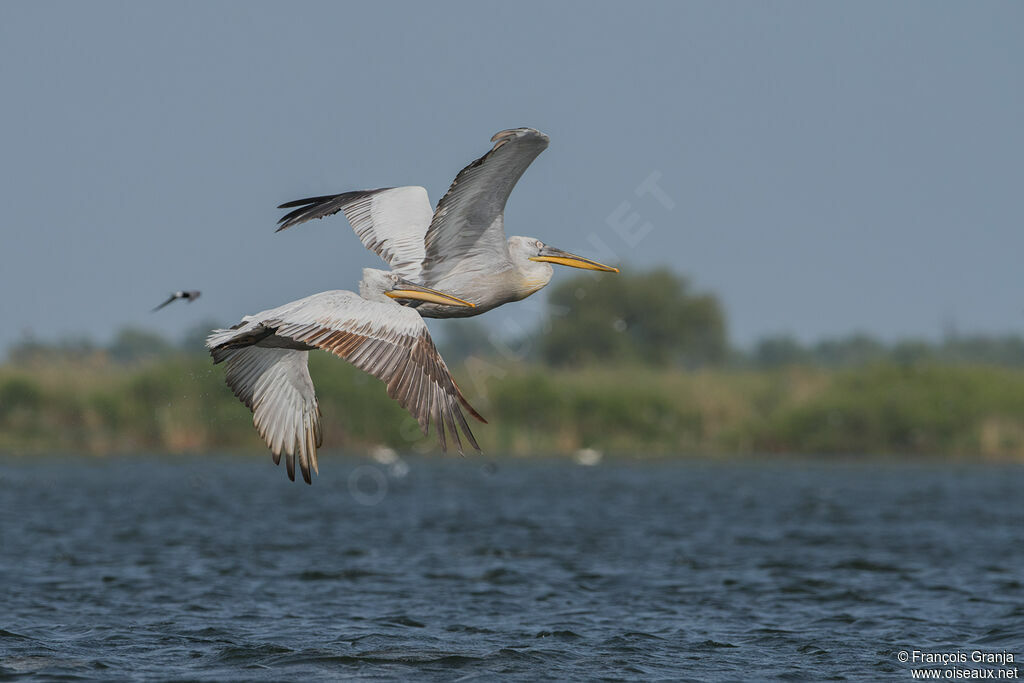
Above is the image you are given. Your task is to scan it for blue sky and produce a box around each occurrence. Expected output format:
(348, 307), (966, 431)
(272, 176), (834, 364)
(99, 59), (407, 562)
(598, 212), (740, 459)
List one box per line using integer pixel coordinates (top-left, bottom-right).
(1, 1), (1021, 353)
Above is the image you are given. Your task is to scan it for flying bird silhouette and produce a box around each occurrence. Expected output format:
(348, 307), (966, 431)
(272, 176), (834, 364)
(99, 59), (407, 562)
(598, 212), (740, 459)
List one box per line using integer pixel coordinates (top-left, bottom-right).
(153, 290), (201, 311)
(276, 128), (618, 318)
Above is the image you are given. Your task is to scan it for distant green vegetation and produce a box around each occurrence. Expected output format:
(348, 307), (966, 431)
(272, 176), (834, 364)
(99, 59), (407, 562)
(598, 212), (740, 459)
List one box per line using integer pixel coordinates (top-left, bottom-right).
(437, 269), (1024, 370)
(541, 269), (728, 367)
(3, 353), (1024, 459)
(744, 332), (1024, 369)
(4, 270), (1024, 459)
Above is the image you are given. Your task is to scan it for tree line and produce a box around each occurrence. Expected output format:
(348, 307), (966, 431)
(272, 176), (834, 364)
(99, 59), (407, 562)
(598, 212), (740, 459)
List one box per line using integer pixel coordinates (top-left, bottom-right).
(7, 269), (1024, 370)
(437, 269), (1024, 369)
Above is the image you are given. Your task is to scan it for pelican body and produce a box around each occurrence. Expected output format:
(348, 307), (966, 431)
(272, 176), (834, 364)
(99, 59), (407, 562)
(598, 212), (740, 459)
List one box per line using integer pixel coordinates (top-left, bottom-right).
(207, 269), (484, 484)
(276, 128), (618, 318)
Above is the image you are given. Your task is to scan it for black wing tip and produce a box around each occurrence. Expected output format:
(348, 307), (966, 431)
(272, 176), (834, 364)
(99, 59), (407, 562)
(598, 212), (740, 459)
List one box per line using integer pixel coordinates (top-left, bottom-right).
(277, 188), (392, 211)
(282, 451), (296, 481)
(275, 205), (317, 231)
(209, 345), (234, 365)
(275, 190), (385, 232)
(274, 447), (313, 484)
(447, 400), (481, 454)
(460, 416), (482, 452)
(275, 194), (340, 232)
(277, 194), (340, 209)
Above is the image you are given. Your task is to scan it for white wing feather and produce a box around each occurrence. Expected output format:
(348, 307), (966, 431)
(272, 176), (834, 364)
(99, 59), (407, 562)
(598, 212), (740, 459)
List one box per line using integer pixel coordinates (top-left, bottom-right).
(336, 187), (431, 280)
(277, 187), (432, 280)
(215, 345), (321, 483)
(208, 291), (483, 483)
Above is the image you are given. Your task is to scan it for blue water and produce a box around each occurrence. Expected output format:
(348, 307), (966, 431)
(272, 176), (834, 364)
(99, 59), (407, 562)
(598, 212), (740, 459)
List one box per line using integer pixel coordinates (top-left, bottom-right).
(1, 455), (1022, 680)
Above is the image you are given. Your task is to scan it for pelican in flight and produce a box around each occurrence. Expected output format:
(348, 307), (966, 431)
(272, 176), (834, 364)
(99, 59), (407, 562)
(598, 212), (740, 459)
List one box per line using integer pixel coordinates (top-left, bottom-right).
(276, 128), (619, 318)
(153, 290), (201, 311)
(206, 269), (484, 484)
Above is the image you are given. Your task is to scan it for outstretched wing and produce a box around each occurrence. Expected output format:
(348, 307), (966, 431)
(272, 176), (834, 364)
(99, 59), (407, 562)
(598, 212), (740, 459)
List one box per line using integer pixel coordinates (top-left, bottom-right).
(209, 343), (322, 484)
(420, 128), (550, 282)
(152, 293), (178, 311)
(277, 187), (432, 280)
(248, 291), (483, 453)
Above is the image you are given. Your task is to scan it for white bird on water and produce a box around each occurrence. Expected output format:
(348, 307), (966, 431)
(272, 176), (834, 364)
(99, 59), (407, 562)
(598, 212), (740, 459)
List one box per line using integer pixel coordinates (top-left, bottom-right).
(276, 128), (619, 318)
(206, 269), (485, 484)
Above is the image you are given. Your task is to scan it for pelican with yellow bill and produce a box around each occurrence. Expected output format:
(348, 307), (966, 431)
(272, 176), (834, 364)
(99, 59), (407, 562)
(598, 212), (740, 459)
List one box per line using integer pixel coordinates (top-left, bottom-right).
(207, 268), (485, 485)
(276, 127), (619, 318)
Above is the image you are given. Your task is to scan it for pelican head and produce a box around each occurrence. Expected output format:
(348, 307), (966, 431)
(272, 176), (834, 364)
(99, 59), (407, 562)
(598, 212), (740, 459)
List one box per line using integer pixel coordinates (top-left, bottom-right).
(508, 236), (620, 274)
(360, 268), (475, 307)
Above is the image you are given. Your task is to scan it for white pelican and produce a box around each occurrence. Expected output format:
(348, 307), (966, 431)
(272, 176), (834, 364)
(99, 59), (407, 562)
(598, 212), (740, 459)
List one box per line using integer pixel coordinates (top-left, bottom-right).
(276, 128), (619, 318)
(206, 269), (485, 484)
(153, 290), (201, 311)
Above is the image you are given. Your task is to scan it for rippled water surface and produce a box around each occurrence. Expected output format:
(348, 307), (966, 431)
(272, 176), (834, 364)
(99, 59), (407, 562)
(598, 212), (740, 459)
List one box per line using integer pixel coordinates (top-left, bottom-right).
(1, 455), (1022, 680)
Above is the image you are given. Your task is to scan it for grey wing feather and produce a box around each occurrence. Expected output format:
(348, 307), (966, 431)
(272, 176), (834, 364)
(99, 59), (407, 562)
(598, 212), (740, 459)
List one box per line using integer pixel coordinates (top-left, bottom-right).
(421, 128), (549, 281)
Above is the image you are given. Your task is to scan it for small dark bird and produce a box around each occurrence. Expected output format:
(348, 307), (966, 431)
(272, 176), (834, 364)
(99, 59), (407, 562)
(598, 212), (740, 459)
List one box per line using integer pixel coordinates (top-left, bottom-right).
(152, 290), (201, 311)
